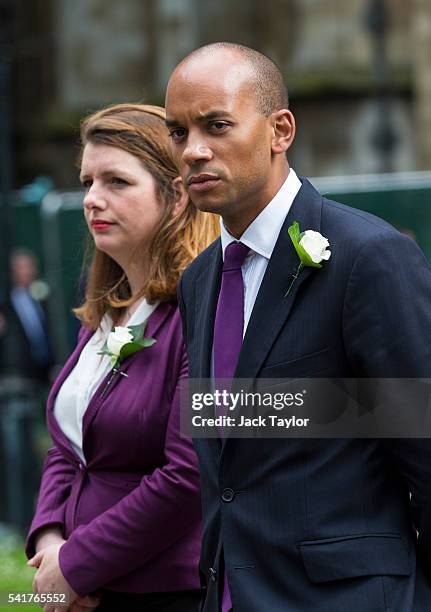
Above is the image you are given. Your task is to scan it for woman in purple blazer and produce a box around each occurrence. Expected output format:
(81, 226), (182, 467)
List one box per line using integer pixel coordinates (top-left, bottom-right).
(25, 104), (219, 611)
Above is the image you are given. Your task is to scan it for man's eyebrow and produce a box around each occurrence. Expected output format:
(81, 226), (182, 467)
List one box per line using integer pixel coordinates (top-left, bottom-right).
(165, 118), (179, 128)
(165, 110), (232, 128)
(199, 111), (232, 122)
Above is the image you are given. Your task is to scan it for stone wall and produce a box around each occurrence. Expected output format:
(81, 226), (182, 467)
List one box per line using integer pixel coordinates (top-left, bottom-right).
(10, 0), (429, 187)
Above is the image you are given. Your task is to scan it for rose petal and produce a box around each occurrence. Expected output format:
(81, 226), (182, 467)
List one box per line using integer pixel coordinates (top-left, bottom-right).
(107, 326), (133, 356)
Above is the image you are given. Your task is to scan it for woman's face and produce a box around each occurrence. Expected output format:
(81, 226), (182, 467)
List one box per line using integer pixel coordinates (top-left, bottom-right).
(80, 143), (164, 268)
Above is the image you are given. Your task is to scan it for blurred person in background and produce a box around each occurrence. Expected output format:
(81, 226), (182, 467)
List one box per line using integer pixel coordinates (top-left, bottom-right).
(25, 103), (219, 611)
(0, 248), (54, 385)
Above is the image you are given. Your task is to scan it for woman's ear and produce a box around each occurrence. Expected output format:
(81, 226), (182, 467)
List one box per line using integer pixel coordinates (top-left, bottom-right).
(172, 177), (189, 216)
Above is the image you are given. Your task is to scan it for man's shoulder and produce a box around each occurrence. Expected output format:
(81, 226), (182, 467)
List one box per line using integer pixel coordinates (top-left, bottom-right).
(182, 237), (221, 282)
(298, 177), (401, 245)
(322, 195), (393, 231)
(320, 193), (403, 248)
(294, 178), (410, 264)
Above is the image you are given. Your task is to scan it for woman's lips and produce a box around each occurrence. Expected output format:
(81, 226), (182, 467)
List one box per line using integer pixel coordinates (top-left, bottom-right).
(92, 221), (114, 231)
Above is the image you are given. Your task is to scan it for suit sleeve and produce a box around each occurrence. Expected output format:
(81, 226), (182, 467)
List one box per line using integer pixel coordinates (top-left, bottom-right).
(343, 229), (431, 571)
(25, 446), (76, 558)
(58, 344), (201, 597)
(343, 230), (431, 377)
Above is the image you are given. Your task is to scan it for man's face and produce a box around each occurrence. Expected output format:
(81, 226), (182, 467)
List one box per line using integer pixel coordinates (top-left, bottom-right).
(11, 255), (37, 288)
(165, 54), (276, 225)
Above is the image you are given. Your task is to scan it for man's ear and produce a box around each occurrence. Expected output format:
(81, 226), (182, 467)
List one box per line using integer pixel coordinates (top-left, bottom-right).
(270, 109), (296, 155)
(172, 176), (189, 216)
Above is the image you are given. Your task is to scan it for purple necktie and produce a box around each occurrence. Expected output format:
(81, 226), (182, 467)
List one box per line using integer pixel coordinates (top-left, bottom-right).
(213, 241), (249, 612)
(213, 241), (249, 380)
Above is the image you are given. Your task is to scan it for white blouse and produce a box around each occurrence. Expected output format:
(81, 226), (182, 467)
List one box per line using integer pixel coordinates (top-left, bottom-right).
(54, 299), (159, 463)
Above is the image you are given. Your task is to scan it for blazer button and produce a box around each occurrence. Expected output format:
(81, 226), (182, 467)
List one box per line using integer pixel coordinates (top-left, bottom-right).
(209, 567), (217, 582)
(221, 488), (235, 503)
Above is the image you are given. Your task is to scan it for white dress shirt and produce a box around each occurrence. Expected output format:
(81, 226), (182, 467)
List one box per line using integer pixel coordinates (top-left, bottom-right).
(220, 167), (302, 335)
(54, 298), (159, 463)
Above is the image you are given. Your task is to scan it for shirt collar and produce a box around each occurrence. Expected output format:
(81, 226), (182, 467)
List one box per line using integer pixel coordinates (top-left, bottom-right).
(220, 167), (302, 260)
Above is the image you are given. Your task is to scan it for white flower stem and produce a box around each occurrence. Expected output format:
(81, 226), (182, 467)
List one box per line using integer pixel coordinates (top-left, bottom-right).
(284, 262), (304, 298)
(100, 365), (121, 399)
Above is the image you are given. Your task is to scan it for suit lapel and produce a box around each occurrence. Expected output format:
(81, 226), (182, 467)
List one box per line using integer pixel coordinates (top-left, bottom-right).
(192, 180), (323, 452)
(235, 178), (323, 381)
(193, 241), (223, 378)
(191, 242), (223, 455)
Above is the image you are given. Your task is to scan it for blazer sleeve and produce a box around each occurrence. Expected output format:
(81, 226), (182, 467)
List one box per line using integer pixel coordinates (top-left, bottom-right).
(343, 229), (431, 571)
(58, 344), (201, 597)
(25, 446), (76, 558)
(25, 325), (89, 558)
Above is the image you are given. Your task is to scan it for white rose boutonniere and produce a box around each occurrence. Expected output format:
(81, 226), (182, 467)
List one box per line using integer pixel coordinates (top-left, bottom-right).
(106, 326), (134, 363)
(285, 221), (331, 297)
(98, 321), (156, 398)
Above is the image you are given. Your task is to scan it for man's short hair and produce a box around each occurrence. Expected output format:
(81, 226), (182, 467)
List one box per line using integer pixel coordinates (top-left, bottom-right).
(181, 42), (289, 116)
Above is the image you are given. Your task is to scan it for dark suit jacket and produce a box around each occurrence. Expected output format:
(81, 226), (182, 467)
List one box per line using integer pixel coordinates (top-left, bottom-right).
(178, 178), (431, 611)
(26, 303), (202, 597)
(0, 292), (54, 383)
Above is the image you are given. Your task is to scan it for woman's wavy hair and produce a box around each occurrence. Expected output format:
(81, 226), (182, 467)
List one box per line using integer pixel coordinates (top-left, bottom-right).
(73, 103), (219, 330)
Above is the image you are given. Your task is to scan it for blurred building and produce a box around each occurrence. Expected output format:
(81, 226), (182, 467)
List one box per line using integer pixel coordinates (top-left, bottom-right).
(8, 0), (430, 187)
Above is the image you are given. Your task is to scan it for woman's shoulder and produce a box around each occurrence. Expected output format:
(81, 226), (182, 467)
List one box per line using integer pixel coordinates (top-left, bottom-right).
(125, 302), (186, 383)
(148, 301), (183, 341)
(75, 302), (184, 358)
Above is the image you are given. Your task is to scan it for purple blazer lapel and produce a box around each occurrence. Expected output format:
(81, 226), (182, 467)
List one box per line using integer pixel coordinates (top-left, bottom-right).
(81, 302), (174, 439)
(47, 327), (93, 411)
(145, 302), (174, 338)
(46, 326), (93, 462)
(46, 303), (174, 462)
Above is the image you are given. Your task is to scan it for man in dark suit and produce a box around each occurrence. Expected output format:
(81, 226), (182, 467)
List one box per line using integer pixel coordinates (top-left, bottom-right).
(165, 42), (431, 611)
(0, 249), (54, 384)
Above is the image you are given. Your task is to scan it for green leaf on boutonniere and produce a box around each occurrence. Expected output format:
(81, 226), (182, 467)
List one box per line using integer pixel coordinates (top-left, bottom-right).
(288, 222), (322, 269)
(127, 320), (149, 342)
(97, 320), (157, 366)
(97, 319), (157, 399)
(285, 222), (331, 297)
(98, 346), (115, 357)
(119, 338), (156, 360)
